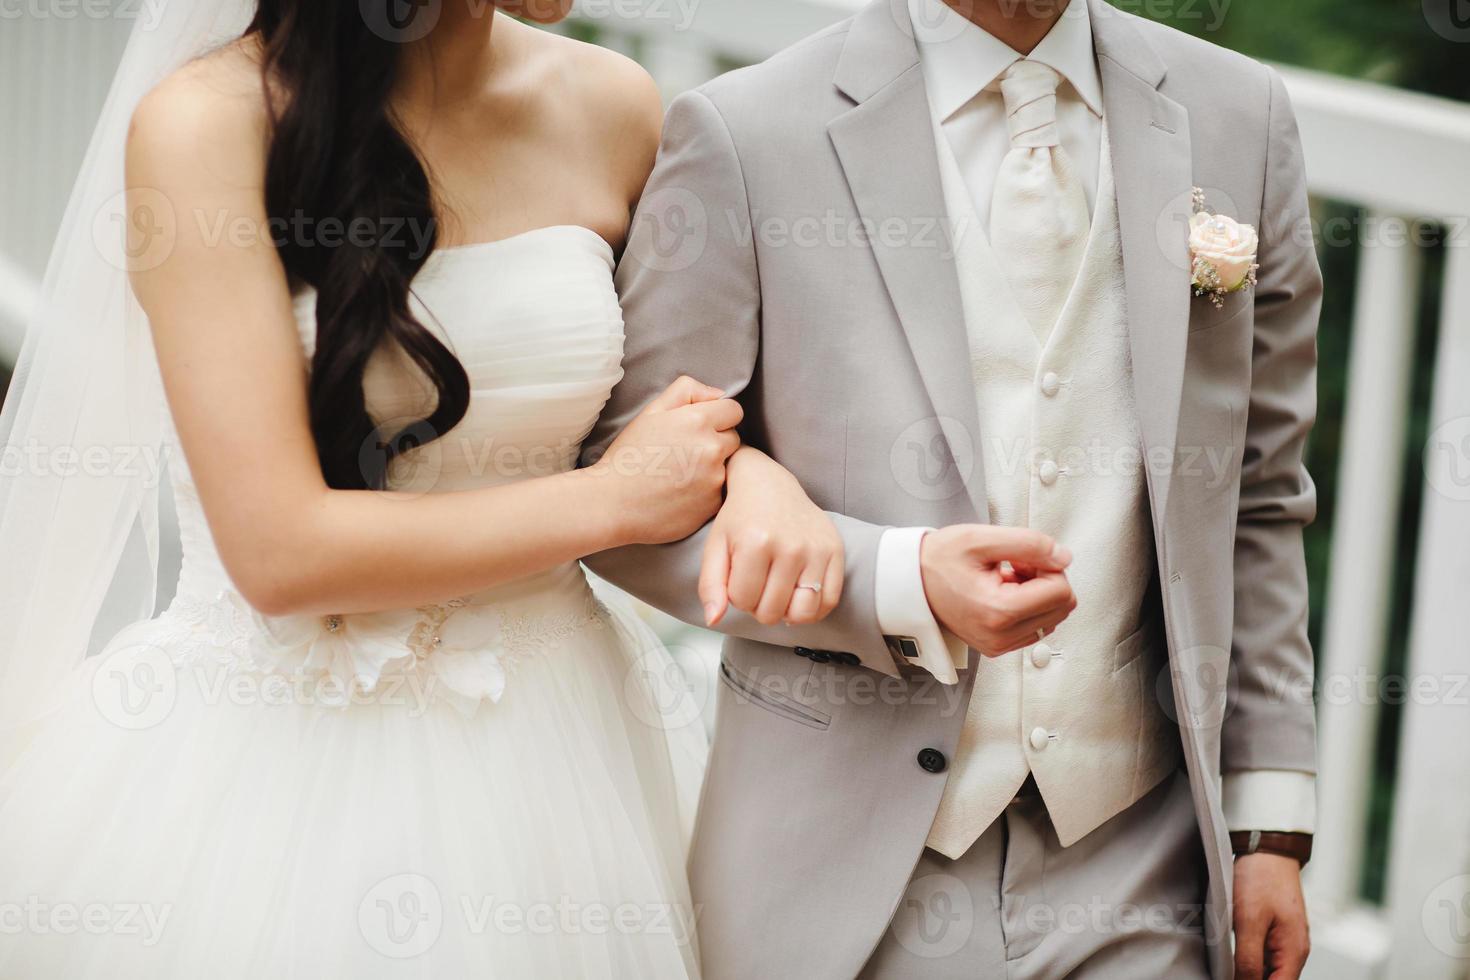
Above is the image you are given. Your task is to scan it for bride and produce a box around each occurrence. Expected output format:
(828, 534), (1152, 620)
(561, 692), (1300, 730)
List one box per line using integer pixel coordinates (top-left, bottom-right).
(0, 1), (845, 976)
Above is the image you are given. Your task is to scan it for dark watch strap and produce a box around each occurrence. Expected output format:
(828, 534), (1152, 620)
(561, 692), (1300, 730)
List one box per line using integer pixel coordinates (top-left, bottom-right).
(1230, 830), (1313, 867)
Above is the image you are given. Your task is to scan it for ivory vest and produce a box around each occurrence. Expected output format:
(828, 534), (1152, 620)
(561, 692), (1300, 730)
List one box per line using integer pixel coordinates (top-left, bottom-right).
(927, 127), (1181, 857)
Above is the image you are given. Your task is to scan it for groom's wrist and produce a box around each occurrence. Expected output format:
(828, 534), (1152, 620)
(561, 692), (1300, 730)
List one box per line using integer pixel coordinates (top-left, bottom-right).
(1231, 831), (1313, 867)
(875, 527), (963, 682)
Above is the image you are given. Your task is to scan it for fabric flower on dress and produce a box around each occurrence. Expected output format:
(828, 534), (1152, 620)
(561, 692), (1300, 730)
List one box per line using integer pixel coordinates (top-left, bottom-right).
(247, 598), (510, 715)
(248, 607), (420, 697)
(405, 600), (509, 714)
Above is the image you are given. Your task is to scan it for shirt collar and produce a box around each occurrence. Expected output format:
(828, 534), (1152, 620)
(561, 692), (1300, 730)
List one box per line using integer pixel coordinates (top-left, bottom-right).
(909, 0), (1103, 124)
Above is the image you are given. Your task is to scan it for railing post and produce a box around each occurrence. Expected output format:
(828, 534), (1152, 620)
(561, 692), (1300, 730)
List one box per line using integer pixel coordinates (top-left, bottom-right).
(1382, 240), (1470, 977)
(1307, 216), (1423, 913)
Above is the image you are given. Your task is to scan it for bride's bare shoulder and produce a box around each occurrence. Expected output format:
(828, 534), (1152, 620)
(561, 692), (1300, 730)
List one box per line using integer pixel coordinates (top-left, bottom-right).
(512, 23), (664, 200)
(127, 38), (270, 181)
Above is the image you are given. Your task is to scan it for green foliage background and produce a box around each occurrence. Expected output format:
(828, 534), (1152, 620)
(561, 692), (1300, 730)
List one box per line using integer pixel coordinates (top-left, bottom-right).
(1125, 0), (1470, 100)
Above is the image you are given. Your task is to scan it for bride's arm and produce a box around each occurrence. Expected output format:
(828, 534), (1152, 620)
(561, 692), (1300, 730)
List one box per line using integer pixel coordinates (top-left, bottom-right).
(697, 447), (844, 628)
(124, 71), (737, 618)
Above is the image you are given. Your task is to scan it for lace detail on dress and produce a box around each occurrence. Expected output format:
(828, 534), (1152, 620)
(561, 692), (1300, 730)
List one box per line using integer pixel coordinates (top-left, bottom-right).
(151, 591), (264, 672)
(155, 588), (610, 715)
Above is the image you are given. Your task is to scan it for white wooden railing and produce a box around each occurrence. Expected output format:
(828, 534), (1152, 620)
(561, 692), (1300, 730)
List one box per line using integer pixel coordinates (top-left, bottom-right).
(2, 3), (1468, 976)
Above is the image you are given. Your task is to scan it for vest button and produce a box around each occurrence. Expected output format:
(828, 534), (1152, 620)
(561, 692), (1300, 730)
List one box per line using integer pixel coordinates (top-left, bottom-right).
(1040, 371), (1061, 397)
(916, 748), (947, 773)
(1029, 727), (1050, 751)
(1037, 459), (1060, 486)
(1030, 643), (1054, 668)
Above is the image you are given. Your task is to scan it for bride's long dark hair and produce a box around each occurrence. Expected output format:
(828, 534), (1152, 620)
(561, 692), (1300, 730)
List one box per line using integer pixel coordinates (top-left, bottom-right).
(246, 1), (470, 490)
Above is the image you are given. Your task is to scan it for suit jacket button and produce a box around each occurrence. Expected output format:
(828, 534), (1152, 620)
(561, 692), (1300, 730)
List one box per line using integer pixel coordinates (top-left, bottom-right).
(838, 652), (861, 667)
(793, 646), (813, 659)
(917, 748), (947, 773)
(809, 650), (832, 664)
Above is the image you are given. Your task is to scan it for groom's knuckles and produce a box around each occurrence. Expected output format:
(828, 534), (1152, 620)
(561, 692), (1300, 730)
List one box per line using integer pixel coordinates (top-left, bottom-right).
(715, 398), (745, 430)
(672, 374), (721, 404)
(647, 375), (698, 409)
(963, 525), (1056, 563)
(690, 397), (743, 431)
(682, 375), (726, 403)
(1232, 905), (1269, 980)
(975, 589), (1026, 632)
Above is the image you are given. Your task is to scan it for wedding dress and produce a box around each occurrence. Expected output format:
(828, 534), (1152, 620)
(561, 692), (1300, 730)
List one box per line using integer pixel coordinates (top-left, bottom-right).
(0, 224), (705, 979)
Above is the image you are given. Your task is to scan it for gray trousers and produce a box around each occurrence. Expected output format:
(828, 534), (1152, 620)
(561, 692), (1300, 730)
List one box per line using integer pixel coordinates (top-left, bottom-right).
(861, 769), (1210, 979)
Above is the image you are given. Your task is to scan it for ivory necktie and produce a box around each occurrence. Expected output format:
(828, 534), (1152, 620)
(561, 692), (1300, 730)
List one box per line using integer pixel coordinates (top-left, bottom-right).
(988, 60), (1091, 343)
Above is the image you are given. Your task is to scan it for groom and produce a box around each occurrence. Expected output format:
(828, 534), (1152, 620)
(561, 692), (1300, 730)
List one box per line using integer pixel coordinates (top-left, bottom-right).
(584, 0), (1319, 976)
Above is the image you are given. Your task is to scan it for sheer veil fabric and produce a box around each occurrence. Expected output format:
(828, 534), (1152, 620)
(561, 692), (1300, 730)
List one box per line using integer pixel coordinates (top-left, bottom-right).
(0, 0), (253, 754)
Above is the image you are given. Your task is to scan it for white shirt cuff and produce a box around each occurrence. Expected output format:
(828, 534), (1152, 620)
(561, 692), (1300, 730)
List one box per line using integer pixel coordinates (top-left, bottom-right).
(874, 527), (967, 684)
(1222, 770), (1317, 834)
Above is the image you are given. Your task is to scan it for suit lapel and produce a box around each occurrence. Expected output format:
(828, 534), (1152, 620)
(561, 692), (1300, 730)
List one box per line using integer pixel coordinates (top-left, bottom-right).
(828, 1), (989, 520)
(1092, 0), (1193, 518)
(1091, 5), (1229, 917)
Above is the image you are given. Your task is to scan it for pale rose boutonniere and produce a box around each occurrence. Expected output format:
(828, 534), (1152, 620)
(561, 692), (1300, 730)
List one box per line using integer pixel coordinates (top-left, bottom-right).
(1188, 187), (1259, 308)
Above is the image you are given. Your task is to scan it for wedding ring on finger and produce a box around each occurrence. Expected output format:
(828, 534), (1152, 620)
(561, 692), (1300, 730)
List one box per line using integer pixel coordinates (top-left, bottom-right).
(795, 582), (823, 594)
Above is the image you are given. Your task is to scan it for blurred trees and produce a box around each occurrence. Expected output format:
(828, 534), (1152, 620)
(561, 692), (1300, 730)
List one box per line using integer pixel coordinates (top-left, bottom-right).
(1132, 0), (1470, 99)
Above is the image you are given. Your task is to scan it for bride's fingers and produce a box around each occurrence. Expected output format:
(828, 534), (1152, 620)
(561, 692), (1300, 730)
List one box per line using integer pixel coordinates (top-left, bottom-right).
(786, 551), (844, 625)
(819, 550), (844, 619)
(752, 552), (802, 625)
(783, 565), (824, 625)
(725, 538), (772, 617)
(698, 528), (731, 627)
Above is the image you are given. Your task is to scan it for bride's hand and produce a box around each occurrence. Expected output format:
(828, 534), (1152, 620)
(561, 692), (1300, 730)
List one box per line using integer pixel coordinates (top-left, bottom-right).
(698, 448), (843, 628)
(595, 376), (743, 546)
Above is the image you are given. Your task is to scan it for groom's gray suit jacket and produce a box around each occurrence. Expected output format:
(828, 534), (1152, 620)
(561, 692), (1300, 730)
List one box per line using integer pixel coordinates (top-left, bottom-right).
(583, 2), (1321, 977)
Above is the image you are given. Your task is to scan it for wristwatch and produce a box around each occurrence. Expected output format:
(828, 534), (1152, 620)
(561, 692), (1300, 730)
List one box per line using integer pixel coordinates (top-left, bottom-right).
(1230, 830), (1313, 867)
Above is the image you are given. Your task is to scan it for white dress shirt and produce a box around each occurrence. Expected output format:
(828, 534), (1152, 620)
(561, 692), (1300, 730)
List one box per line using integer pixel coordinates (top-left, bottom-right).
(875, 0), (1103, 687)
(872, 0), (1315, 835)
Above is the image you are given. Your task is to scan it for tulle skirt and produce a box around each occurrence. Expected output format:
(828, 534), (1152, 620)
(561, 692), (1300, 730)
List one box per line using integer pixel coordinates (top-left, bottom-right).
(0, 570), (706, 979)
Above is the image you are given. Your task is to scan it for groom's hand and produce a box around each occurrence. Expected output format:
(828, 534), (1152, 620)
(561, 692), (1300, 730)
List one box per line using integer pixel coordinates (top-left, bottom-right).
(1233, 853), (1310, 979)
(919, 525), (1076, 656)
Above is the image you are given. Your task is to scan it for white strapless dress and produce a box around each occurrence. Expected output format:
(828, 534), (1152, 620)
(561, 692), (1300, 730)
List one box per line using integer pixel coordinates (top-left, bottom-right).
(0, 226), (705, 979)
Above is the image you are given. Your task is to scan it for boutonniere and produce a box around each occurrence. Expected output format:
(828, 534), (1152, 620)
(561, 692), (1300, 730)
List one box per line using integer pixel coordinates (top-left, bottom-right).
(1187, 187), (1258, 308)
